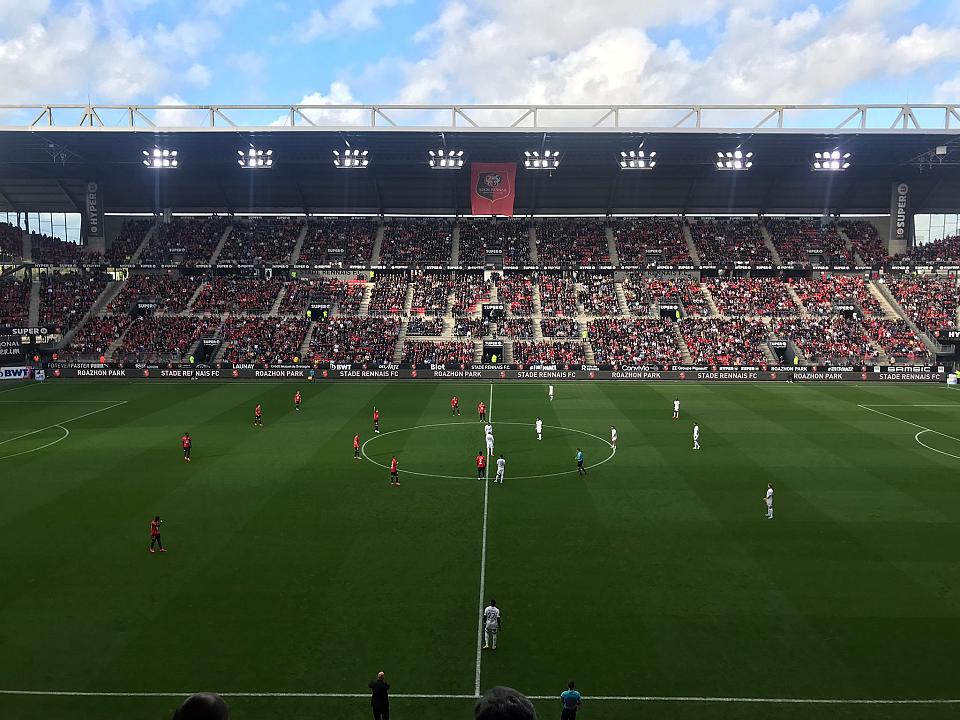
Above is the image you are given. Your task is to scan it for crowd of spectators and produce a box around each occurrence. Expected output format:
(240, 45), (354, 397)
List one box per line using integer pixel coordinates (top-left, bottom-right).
(458, 219), (531, 265)
(191, 277), (283, 314)
(772, 317), (879, 364)
(766, 219), (853, 265)
(622, 275), (710, 317)
(279, 277), (364, 316)
(452, 274), (490, 316)
(498, 318), (534, 338)
(308, 317), (401, 364)
(907, 236), (960, 263)
(705, 277), (798, 317)
(886, 277), (960, 331)
(680, 318), (770, 365)
(39, 272), (109, 332)
(218, 219), (300, 263)
(0, 222), (22, 261)
(539, 317), (579, 338)
(108, 272), (201, 314)
(454, 317), (488, 338)
(791, 275), (880, 316)
(535, 219), (609, 266)
(402, 341), (474, 365)
(840, 220), (888, 264)
(513, 340), (585, 367)
(612, 218), (689, 264)
(498, 274), (534, 316)
(368, 274), (409, 315)
(141, 218), (229, 265)
(298, 219), (376, 265)
(589, 318), (684, 366)
(410, 273), (452, 314)
(106, 219), (153, 264)
(31, 233), (86, 264)
(538, 275), (579, 316)
(688, 219), (771, 263)
(117, 315), (220, 361)
(0, 277), (30, 324)
(219, 316), (310, 364)
(405, 316), (445, 336)
(380, 219), (453, 265)
(63, 316), (128, 359)
(577, 274), (621, 316)
(863, 318), (930, 361)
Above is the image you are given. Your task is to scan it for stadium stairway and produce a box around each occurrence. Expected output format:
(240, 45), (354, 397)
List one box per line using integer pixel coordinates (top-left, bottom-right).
(672, 323), (693, 364)
(269, 286), (288, 316)
(28, 278), (40, 326)
(208, 224), (234, 265)
(298, 322), (317, 360)
(837, 226), (864, 265)
(614, 277), (631, 316)
(786, 284), (809, 317)
(682, 222), (701, 265)
(288, 222), (309, 265)
(759, 223), (784, 266)
(504, 339), (513, 363)
(605, 225), (620, 267)
(391, 283), (417, 362)
(866, 282), (902, 322)
(700, 282), (722, 317)
(871, 280), (943, 358)
(369, 225), (384, 266)
(533, 318), (544, 341)
(528, 225), (538, 264)
(105, 322), (134, 361)
(583, 336), (597, 365)
(450, 224), (461, 266)
(532, 281), (543, 317)
(59, 280), (124, 349)
(185, 281), (209, 313)
(129, 221), (158, 263)
(358, 280), (373, 317)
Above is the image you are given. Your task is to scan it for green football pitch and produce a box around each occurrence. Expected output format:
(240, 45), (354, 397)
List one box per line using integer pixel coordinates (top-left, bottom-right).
(1, 379), (959, 720)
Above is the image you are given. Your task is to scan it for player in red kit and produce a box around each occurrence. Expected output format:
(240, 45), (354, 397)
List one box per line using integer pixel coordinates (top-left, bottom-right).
(182, 432), (192, 462)
(149, 515), (166, 553)
(478, 401), (486, 422)
(451, 395), (460, 416)
(390, 456), (399, 486)
(476, 450), (486, 479)
(294, 391), (302, 411)
(354, 433), (361, 460)
(373, 406), (380, 434)
(254, 403), (263, 427)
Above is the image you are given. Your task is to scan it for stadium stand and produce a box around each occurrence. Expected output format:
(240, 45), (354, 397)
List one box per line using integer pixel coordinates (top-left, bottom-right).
(578, 274), (621, 316)
(499, 318), (534, 339)
(140, 218), (229, 265)
(589, 318), (684, 366)
(308, 317), (401, 364)
(907, 235), (960, 262)
(62, 316), (127, 360)
(32, 233), (86, 264)
(368, 274), (409, 315)
(680, 317), (771, 365)
(840, 220), (889, 264)
(612, 218), (689, 265)
(191, 277), (284, 314)
(538, 275), (579, 316)
(513, 340), (585, 367)
(116, 315), (220, 361)
(0, 277), (31, 324)
(454, 317), (489, 338)
(39, 272), (108, 333)
(498, 274), (534, 316)
(402, 340), (474, 364)
(539, 317), (580, 338)
(535, 219), (609, 266)
(279, 276), (364, 316)
(688, 218), (770, 263)
(410, 273), (452, 315)
(705, 277), (798, 317)
(452, 273), (490, 316)
(298, 218), (376, 266)
(107, 272), (201, 314)
(863, 318), (931, 361)
(380, 219), (452, 266)
(886, 277), (960, 332)
(219, 316), (310, 364)
(405, 316), (445, 336)
(218, 218), (300, 263)
(458, 219), (531, 265)
(772, 317), (880, 364)
(0, 222), (23, 260)
(766, 219), (853, 265)
(790, 275), (881, 316)
(622, 275), (711, 317)
(106, 219), (153, 264)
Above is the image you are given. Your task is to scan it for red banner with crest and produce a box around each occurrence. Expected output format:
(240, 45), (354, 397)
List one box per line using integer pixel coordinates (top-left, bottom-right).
(471, 163), (516, 216)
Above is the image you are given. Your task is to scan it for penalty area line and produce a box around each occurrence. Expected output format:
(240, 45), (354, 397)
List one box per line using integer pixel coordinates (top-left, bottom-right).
(0, 401), (127, 449)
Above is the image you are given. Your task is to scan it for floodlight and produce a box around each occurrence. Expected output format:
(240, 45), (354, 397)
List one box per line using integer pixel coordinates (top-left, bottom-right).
(715, 149), (752, 171)
(142, 147), (178, 168)
(238, 146), (274, 169)
(524, 150), (560, 170)
(619, 147), (657, 170)
(333, 147), (369, 168)
(812, 149), (850, 171)
(428, 149), (465, 169)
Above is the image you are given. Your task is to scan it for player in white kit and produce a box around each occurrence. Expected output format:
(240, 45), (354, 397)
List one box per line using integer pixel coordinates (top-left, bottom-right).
(610, 425), (618, 448)
(548, 385), (554, 401)
(673, 398), (680, 419)
(535, 416), (543, 440)
(484, 422), (492, 437)
(693, 423), (700, 450)
(495, 455), (505, 483)
(482, 599), (500, 649)
(486, 431), (495, 454)
(764, 483), (774, 519)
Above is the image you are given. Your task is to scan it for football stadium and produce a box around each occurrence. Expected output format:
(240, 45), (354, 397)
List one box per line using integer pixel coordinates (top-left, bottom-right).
(3, 4), (960, 720)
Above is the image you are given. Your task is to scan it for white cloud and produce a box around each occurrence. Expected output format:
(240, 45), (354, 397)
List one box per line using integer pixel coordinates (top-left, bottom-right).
(297, 0), (408, 42)
(153, 94), (196, 126)
(185, 63), (212, 87)
(934, 75), (960, 103)
(152, 19), (222, 59)
(205, 0), (246, 16)
(272, 82), (367, 126)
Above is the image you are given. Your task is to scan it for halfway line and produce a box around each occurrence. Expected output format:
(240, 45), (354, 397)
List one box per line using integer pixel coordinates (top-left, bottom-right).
(474, 382), (493, 695)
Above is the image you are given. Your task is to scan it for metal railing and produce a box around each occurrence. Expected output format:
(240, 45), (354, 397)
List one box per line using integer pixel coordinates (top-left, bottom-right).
(1, 103), (959, 132)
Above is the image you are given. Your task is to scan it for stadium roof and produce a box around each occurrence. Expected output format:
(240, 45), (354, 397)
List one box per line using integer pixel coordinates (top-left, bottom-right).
(1, 103), (959, 215)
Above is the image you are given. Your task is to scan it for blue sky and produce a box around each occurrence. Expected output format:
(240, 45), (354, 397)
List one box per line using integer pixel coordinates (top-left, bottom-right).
(0, 0), (959, 118)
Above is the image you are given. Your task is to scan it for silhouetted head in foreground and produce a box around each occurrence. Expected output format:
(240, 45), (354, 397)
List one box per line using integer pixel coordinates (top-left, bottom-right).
(475, 686), (537, 720)
(172, 692), (229, 720)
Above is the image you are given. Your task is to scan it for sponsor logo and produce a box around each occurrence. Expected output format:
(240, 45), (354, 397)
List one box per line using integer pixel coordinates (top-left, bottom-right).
(85, 181), (101, 237)
(476, 172), (510, 203)
(894, 182), (909, 238)
(0, 367), (31, 379)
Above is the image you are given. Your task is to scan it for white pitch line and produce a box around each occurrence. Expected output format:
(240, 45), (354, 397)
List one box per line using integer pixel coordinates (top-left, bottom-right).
(914, 430), (960, 461)
(0, 689), (957, 704)
(857, 404), (960, 442)
(0, 382), (37, 395)
(0, 401), (127, 448)
(474, 382), (492, 696)
(0, 425), (69, 461)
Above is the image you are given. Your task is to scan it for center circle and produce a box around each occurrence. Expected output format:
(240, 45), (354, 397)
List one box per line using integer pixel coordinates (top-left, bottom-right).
(361, 421), (616, 480)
